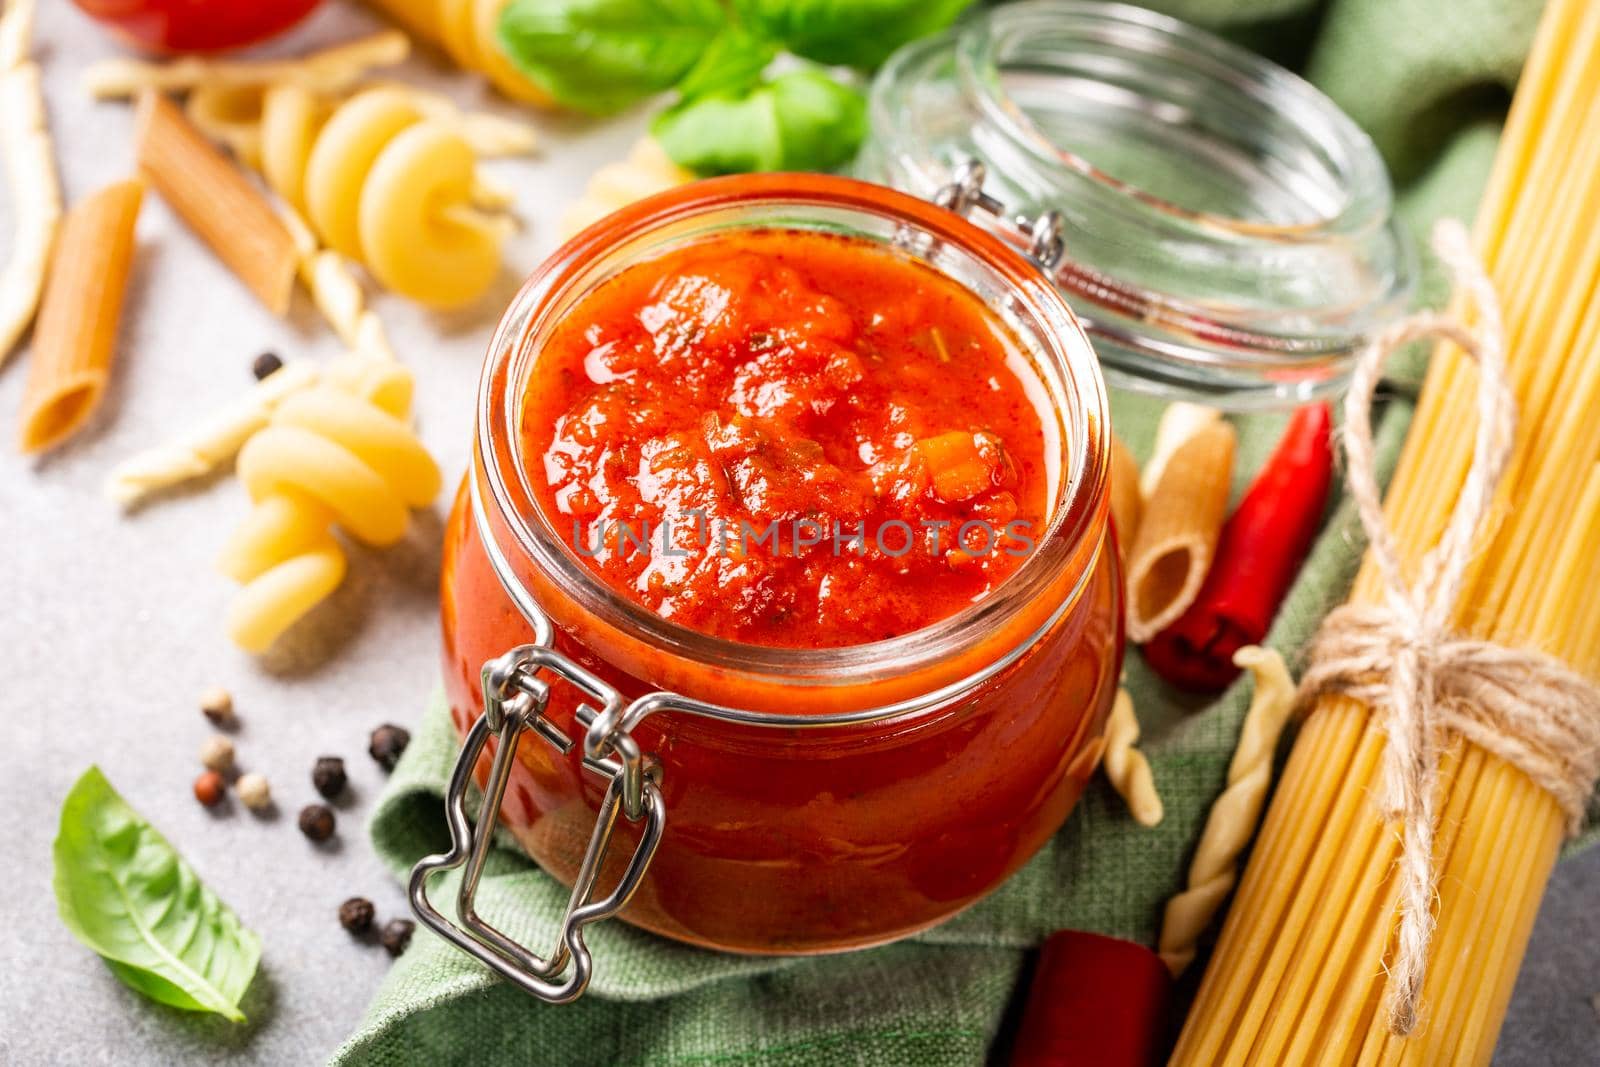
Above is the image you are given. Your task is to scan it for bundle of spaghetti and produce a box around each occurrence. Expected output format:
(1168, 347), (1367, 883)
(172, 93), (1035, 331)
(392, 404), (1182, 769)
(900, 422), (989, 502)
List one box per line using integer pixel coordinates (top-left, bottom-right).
(1171, 0), (1600, 1062)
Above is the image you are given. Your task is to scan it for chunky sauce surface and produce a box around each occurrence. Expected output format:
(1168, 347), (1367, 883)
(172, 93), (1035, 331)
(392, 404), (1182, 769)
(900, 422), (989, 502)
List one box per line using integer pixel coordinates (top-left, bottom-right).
(523, 228), (1050, 647)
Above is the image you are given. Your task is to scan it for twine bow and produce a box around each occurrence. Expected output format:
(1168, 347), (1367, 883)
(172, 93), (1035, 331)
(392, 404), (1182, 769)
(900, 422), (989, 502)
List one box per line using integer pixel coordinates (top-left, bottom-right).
(1298, 219), (1600, 1036)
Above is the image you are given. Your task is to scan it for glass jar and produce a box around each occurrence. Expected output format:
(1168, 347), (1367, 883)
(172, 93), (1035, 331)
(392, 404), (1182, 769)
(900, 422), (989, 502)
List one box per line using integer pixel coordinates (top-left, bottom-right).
(857, 0), (1417, 408)
(417, 174), (1123, 1002)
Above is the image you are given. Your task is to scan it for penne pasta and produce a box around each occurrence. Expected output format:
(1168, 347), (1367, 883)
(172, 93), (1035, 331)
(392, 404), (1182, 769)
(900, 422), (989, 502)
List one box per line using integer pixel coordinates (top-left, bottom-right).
(0, 0), (61, 367)
(18, 180), (143, 453)
(135, 90), (299, 315)
(83, 30), (409, 99)
(1124, 419), (1236, 642)
(1140, 401), (1222, 497)
(1108, 432), (1143, 562)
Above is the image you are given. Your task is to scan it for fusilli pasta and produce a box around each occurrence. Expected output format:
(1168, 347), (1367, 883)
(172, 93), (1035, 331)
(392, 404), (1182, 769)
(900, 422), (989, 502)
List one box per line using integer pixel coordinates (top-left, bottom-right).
(561, 137), (696, 239)
(261, 85), (511, 308)
(1157, 645), (1295, 975)
(219, 380), (440, 651)
(363, 0), (553, 106)
(1103, 688), (1163, 827)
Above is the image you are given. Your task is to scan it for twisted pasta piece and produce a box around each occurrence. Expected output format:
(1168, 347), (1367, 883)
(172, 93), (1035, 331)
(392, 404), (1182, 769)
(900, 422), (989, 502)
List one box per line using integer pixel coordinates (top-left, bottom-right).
(259, 85), (510, 308)
(1103, 688), (1163, 827)
(363, 0), (552, 106)
(1157, 646), (1295, 976)
(561, 138), (695, 239)
(218, 382), (440, 651)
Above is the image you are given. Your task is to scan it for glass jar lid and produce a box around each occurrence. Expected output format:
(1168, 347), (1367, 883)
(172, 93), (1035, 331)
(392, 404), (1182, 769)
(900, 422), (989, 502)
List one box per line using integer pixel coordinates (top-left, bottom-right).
(859, 0), (1417, 408)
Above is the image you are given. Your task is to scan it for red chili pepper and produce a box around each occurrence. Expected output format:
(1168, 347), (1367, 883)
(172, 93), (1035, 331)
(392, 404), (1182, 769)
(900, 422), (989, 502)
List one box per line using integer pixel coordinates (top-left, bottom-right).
(1008, 930), (1173, 1067)
(1143, 403), (1333, 693)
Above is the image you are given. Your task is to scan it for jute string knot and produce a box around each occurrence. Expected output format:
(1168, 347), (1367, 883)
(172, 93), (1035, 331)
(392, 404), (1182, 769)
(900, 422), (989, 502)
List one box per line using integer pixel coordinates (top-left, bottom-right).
(1297, 218), (1600, 1037)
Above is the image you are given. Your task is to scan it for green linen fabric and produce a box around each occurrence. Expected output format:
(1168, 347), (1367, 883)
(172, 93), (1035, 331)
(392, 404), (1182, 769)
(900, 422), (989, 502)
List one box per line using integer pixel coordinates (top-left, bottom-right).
(334, 2), (1571, 1063)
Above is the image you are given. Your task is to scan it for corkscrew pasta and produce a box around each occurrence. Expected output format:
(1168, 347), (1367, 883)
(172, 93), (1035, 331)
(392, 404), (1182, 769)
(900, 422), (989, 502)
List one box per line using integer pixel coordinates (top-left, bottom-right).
(363, 0), (552, 106)
(1102, 688), (1163, 826)
(1157, 646), (1295, 976)
(262, 85), (509, 308)
(561, 138), (695, 238)
(218, 382), (440, 651)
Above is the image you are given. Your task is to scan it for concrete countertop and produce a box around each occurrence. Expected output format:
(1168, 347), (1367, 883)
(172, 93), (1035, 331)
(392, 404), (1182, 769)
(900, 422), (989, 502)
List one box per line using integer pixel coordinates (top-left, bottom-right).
(2, 4), (1595, 1064)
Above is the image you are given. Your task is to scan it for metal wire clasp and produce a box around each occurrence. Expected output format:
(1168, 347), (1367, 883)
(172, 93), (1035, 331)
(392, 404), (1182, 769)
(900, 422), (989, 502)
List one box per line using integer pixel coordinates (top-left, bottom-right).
(408, 644), (665, 1004)
(930, 159), (1066, 271)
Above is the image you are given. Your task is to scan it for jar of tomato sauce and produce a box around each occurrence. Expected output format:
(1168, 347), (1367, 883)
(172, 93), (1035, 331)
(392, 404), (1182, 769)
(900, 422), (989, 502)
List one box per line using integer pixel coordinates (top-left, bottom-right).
(415, 173), (1121, 1002)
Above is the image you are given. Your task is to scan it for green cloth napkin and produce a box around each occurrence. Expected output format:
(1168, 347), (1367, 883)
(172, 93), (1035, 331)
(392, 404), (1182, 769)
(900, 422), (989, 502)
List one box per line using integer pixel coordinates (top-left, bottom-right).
(334, 2), (1572, 1063)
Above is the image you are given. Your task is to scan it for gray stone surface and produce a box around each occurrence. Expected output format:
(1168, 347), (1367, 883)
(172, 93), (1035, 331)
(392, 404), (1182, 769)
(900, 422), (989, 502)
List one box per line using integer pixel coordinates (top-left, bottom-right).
(1, 4), (1595, 1065)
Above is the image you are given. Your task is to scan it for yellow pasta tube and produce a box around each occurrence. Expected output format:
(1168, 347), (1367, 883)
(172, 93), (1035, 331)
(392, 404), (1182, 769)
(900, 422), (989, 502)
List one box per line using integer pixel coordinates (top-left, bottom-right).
(1124, 420), (1236, 642)
(1157, 646), (1295, 976)
(1140, 401), (1222, 497)
(17, 179), (143, 454)
(135, 91), (298, 315)
(1108, 432), (1142, 562)
(1102, 689), (1163, 826)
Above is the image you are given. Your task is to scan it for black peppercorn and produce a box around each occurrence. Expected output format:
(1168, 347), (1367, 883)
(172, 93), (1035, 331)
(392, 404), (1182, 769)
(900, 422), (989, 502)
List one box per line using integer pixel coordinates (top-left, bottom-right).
(379, 918), (415, 957)
(298, 803), (336, 842)
(312, 756), (347, 799)
(251, 351), (283, 380)
(368, 724), (410, 771)
(338, 897), (375, 935)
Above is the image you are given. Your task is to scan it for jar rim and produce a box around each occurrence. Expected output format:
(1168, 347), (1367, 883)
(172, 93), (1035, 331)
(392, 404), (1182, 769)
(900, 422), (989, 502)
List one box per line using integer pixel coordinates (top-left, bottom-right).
(962, 1), (1386, 237)
(474, 173), (1113, 705)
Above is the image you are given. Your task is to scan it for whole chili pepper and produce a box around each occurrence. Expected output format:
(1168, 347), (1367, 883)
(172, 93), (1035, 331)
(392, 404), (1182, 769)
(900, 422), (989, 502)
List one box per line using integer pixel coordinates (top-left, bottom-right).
(1008, 930), (1173, 1067)
(1143, 403), (1333, 693)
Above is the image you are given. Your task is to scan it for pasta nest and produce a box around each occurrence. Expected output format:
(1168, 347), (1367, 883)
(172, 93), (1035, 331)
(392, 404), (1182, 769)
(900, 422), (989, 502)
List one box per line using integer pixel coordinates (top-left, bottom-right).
(260, 85), (506, 308)
(218, 368), (440, 652)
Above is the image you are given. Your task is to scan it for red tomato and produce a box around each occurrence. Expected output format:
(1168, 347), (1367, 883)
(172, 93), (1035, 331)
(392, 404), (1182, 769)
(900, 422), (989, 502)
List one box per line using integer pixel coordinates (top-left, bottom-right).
(71, 0), (323, 53)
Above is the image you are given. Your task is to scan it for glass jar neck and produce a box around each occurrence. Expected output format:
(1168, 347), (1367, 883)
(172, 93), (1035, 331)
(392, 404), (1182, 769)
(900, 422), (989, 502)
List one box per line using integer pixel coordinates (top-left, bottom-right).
(473, 174), (1112, 715)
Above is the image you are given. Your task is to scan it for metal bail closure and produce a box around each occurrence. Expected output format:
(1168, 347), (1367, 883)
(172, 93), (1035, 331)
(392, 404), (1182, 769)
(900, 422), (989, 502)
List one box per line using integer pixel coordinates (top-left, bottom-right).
(922, 158), (1067, 272)
(409, 644), (666, 1004)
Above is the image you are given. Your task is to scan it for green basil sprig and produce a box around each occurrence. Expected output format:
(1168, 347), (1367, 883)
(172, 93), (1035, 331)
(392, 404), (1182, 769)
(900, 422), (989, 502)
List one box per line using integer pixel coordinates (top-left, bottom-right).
(53, 767), (262, 1022)
(497, 0), (975, 172)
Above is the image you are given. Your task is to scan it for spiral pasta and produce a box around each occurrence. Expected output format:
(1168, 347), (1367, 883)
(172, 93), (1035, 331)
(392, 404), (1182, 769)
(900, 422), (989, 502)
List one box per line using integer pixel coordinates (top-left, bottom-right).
(363, 0), (552, 106)
(1102, 688), (1163, 827)
(260, 85), (510, 308)
(1157, 646), (1295, 976)
(218, 381), (440, 652)
(561, 138), (695, 239)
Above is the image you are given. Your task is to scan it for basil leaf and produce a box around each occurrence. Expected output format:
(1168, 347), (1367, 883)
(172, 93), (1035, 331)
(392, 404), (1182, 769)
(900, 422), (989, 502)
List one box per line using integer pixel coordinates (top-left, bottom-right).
(675, 24), (779, 101)
(53, 767), (262, 1022)
(496, 0), (726, 115)
(734, 0), (977, 69)
(653, 70), (868, 175)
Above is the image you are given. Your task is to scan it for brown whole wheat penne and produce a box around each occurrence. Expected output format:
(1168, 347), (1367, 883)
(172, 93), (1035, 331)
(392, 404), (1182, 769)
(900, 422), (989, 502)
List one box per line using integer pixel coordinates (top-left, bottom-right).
(135, 90), (297, 315)
(1124, 419), (1236, 642)
(18, 179), (143, 453)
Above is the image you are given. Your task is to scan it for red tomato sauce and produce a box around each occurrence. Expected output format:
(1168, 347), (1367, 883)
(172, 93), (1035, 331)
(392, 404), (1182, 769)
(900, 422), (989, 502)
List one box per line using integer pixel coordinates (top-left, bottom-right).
(521, 228), (1050, 647)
